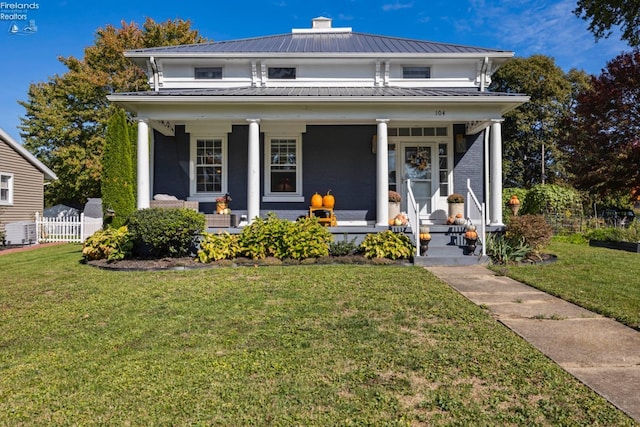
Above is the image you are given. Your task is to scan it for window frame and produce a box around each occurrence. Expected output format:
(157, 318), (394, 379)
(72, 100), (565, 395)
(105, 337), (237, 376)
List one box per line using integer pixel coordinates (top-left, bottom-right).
(194, 67), (223, 80)
(189, 135), (228, 201)
(0, 172), (13, 205)
(402, 66), (431, 79)
(267, 67), (297, 80)
(263, 134), (304, 202)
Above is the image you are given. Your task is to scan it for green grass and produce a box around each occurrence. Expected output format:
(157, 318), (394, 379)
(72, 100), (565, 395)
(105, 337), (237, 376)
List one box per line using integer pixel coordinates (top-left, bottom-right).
(494, 239), (640, 329)
(0, 244), (635, 426)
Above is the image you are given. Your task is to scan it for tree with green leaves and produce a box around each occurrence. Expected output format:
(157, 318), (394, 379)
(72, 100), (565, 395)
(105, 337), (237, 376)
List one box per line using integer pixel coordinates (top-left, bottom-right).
(561, 49), (640, 200)
(102, 108), (135, 228)
(489, 55), (590, 188)
(574, 0), (640, 47)
(19, 18), (206, 207)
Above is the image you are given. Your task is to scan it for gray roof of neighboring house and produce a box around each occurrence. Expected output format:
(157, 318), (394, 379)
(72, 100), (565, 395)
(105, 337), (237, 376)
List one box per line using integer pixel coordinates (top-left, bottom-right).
(0, 128), (57, 181)
(125, 32), (509, 56)
(111, 87), (523, 98)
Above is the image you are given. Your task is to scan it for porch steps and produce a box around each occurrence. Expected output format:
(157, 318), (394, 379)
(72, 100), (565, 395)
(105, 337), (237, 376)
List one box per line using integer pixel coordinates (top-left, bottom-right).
(413, 225), (490, 267)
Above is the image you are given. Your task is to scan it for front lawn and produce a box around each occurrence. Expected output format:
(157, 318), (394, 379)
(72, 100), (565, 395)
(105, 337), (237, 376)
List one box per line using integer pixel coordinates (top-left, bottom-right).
(494, 239), (640, 329)
(0, 244), (634, 426)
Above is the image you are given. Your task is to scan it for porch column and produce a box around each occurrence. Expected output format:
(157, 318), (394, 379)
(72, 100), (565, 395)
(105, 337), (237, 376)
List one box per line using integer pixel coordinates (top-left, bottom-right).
(376, 119), (390, 226)
(137, 118), (150, 209)
(247, 119), (261, 223)
(489, 121), (503, 225)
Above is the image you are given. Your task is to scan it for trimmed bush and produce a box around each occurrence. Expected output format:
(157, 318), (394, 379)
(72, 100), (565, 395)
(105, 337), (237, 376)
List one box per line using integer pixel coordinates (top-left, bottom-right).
(360, 230), (415, 260)
(505, 214), (553, 252)
(127, 208), (205, 258)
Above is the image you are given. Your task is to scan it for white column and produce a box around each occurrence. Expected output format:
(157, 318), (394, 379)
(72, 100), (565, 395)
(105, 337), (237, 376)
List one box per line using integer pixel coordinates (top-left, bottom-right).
(489, 121), (503, 225)
(247, 119), (261, 223)
(137, 118), (150, 209)
(376, 119), (390, 226)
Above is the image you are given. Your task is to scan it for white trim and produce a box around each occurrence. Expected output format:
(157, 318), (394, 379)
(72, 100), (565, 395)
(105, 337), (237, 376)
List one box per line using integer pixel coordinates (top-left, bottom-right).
(264, 134), (303, 200)
(189, 134), (228, 199)
(0, 172), (14, 205)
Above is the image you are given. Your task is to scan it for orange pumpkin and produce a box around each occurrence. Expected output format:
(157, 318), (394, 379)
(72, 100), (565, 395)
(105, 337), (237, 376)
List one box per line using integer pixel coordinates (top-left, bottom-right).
(465, 230), (478, 239)
(419, 233), (431, 240)
(455, 212), (463, 218)
(447, 216), (455, 225)
(311, 192), (323, 208)
(322, 190), (335, 208)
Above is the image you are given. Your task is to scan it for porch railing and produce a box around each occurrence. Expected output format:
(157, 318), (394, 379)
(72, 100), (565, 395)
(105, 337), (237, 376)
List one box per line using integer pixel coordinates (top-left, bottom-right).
(466, 179), (486, 256)
(405, 179), (420, 255)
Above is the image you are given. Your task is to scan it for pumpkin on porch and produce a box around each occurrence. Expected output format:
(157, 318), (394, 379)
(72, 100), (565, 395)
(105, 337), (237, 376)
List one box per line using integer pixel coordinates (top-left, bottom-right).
(322, 190), (335, 208)
(311, 192), (323, 208)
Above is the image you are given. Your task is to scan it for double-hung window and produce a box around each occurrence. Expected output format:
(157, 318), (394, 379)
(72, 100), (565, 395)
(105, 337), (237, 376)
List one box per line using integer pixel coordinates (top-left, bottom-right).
(191, 136), (227, 198)
(0, 173), (13, 205)
(264, 136), (303, 201)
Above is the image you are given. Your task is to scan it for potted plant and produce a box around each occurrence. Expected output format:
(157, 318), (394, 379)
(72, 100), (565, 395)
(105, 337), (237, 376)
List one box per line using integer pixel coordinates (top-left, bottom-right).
(446, 193), (464, 223)
(388, 190), (401, 221)
(508, 195), (521, 216)
(216, 193), (232, 214)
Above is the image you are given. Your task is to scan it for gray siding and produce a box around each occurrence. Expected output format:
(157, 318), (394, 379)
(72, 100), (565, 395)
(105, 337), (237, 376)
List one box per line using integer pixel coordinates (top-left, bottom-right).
(0, 140), (45, 233)
(153, 125), (191, 200)
(452, 123), (484, 202)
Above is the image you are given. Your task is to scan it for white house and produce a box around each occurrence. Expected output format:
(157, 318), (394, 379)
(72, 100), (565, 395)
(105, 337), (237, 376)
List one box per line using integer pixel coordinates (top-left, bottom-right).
(108, 17), (528, 232)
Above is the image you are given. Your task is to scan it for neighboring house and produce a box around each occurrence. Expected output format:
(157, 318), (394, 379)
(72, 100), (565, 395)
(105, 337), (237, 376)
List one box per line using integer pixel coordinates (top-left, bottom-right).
(108, 17), (528, 227)
(0, 128), (57, 237)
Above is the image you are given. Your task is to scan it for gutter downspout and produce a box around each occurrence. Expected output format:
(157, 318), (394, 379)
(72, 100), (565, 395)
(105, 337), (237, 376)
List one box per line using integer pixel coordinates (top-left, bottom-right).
(480, 57), (489, 92)
(150, 56), (159, 92)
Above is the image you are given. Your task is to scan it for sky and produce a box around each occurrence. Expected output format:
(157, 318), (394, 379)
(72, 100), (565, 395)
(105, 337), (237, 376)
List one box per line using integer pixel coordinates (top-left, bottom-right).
(0, 0), (630, 144)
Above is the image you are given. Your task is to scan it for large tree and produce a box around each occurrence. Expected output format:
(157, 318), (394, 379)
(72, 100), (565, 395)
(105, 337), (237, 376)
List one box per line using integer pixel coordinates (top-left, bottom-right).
(489, 55), (590, 188)
(574, 0), (640, 47)
(19, 18), (206, 207)
(561, 49), (640, 199)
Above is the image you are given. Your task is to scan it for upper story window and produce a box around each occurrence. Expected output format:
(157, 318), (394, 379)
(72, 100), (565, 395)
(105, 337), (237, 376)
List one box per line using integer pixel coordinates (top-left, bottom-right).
(0, 173), (13, 205)
(268, 67), (296, 79)
(195, 67), (222, 79)
(403, 66), (431, 79)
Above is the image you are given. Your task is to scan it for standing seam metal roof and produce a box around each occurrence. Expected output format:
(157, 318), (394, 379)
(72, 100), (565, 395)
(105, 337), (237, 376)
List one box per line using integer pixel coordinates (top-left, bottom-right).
(125, 32), (508, 55)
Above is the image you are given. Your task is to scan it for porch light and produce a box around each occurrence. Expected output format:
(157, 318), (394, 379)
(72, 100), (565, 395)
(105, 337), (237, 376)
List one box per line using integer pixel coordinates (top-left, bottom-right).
(455, 134), (466, 153)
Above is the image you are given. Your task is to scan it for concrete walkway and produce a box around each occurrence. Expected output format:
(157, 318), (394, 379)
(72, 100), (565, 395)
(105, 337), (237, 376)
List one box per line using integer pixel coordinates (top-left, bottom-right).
(427, 265), (640, 423)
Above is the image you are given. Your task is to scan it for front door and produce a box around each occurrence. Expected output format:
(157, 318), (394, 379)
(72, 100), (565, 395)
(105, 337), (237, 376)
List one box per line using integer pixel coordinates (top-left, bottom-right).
(400, 144), (434, 216)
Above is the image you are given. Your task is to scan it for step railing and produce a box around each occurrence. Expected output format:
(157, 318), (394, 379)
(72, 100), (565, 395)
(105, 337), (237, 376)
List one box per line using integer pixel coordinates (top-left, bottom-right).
(405, 179), (420, 256)
(466, 179), (486, 256)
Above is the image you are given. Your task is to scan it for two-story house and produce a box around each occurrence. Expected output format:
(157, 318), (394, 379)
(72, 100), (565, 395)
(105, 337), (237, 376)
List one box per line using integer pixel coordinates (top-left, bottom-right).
(108, 17), (528, 231)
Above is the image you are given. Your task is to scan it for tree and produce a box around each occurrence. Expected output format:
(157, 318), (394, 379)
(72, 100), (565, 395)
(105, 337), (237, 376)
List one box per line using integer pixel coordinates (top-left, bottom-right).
(102, 108), (135, 228)
(561, 49), (640, 199)
(19, 18), (206, 207)
(574, 0), (640, 47)
(489, 55), (590, 188)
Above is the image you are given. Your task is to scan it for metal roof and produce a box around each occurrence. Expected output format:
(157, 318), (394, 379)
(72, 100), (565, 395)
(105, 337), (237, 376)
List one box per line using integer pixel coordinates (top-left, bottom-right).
(112, 87), (523, 98)
(125, 32), (509, 56)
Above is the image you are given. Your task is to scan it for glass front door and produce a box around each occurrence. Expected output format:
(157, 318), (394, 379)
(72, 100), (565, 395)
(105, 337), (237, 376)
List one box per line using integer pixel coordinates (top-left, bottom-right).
(401, 144), (433, 216)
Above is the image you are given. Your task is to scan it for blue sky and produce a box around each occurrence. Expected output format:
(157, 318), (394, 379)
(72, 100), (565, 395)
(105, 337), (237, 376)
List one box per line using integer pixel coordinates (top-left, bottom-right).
(0, 0), (630, 143)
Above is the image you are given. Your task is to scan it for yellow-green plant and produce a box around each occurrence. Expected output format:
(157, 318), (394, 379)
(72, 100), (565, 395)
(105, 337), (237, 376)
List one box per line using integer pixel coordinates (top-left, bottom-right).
(360, 230), (414, 260)
(82, 226), (133, 261)
(197, 232), (241, 262)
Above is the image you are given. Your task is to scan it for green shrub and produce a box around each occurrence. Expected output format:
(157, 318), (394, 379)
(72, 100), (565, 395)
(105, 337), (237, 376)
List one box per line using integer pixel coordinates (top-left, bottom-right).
(197, 232), (241, 262)
(82, 226), (133, 261)
(127, 208), (205, 258)
(360, 230), (414, 260)
(522, 184), (583, 216)
(586, 222), (640, 242)
(486, 233), (530, 264)
(329, 234), (359, 256)
(238, 213), (332, 260)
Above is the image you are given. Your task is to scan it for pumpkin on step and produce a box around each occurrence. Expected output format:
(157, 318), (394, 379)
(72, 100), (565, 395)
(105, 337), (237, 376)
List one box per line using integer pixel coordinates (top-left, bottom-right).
(311, 192), (323, 208)
(465, 230), (478, 239)
(419, 233), (431, 240)
(322, 190), (335, 208)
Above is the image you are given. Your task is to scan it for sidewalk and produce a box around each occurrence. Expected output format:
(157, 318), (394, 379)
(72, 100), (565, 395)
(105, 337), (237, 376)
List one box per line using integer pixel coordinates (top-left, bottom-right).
(427, 265), (640, 423)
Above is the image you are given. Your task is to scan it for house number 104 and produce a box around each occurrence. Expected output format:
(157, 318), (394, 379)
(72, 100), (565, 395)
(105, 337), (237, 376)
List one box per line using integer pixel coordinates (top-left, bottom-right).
(435, 110), (445, 116)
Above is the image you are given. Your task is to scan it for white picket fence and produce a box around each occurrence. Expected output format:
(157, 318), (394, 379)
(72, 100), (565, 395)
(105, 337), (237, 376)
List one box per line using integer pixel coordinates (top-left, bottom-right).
(35, 212), (103, 243)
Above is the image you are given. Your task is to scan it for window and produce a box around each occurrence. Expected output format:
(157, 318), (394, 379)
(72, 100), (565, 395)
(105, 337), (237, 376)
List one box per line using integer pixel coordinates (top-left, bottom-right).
(266, 137), (301, 198)
(403, 66), (431, 79)
(268, 67), (296, 79)
(0, 173), (13, 205)
(193, 138), (225, 195)
(438, 144), (450, 196)
(195, 67), (222, 79)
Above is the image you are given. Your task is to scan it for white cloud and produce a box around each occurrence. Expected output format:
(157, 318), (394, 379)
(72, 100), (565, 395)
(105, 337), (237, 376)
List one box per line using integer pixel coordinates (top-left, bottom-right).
(382, 2), (414, 12)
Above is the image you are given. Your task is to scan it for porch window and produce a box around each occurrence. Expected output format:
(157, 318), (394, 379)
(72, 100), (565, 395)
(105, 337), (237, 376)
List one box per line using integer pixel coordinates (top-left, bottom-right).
(0, 173), (13, 205)
(195, 67), (222, 79)
(403, 66), (430, 79)
(438, 143), (450, 196)
(268, 67), (296, 79)
(265, 137), (301, 198)
(192, 137), (226, 196)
